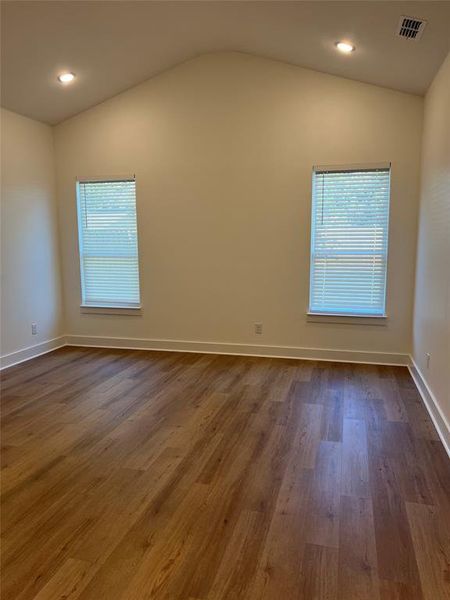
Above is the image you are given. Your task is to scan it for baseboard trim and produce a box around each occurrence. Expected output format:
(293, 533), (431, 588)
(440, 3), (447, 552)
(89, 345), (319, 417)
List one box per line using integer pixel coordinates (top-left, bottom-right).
(65, 334), (410, 366)
(0, 336), (67, 370)
(408, 357), (450, 458)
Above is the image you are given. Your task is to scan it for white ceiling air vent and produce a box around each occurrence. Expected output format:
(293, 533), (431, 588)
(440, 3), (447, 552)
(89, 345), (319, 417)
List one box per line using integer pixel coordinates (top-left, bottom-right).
(396, 16), (427, 40)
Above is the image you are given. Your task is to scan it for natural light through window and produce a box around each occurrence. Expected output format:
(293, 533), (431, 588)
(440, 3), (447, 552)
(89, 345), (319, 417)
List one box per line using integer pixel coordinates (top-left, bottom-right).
(76, 178), (141, 308)
(309, 166), (391, 317)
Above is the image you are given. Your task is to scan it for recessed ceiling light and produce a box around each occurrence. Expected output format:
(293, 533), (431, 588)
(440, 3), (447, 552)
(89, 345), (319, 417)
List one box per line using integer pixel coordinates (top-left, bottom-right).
(58, 72), (76, 84)
(336, 41), (355, 54)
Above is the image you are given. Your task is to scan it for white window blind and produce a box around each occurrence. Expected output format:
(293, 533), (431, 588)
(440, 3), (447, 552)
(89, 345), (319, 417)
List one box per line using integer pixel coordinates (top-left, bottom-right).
(76, 179), (141, 308)
(309, 166), (390, 316)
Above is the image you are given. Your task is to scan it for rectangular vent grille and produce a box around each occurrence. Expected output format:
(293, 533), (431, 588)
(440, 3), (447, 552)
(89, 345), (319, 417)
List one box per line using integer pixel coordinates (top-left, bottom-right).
(397, 16), (426, 40)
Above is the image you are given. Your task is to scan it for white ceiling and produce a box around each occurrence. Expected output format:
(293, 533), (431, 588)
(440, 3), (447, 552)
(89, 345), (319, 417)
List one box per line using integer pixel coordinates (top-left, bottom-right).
(2, 1), (449, 125)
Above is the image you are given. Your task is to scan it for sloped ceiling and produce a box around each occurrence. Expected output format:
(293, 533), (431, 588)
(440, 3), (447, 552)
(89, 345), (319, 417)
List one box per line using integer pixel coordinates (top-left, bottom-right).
(1, 1), (449, 124)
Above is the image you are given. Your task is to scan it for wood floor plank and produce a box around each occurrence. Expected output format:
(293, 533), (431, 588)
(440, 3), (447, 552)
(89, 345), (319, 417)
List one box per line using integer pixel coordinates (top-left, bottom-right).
(406, 501), (450, 600)
(301, 543), (339, 600)
(305, 440), (342, 549)
(341, 418), (370, 498)
(31, 558), (96, 600)
(1, 348), (448, 600)
(292, 402), (323, 469)
(338, 495), (380, 600)
(248, 469), (311, 599)
(379, 578), (424, 600)
(379, 377), (409, 423)
(320, 391), (344, 443)
(368, 453), (424, 592)
(206, 510), (266, 600)
(401, 388), (440, 441)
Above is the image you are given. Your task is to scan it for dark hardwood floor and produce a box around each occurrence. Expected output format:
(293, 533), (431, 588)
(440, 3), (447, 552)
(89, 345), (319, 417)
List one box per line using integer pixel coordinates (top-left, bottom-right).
(1, 347), (449, 600)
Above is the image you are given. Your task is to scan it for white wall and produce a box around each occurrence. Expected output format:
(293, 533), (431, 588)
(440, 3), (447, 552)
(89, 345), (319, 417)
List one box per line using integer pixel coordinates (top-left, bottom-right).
(54, 53), (423, 359)
(413, 53), (450, 425)
(1, 108), (64, 362)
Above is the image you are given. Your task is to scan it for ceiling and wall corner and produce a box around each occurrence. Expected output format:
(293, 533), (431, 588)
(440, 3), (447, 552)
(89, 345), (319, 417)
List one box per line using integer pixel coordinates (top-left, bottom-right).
(1, 0), (449, 124)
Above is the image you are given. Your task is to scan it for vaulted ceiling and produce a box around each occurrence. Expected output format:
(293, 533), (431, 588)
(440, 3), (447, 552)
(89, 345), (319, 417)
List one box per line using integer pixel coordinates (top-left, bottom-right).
(2, 1), (449, 124)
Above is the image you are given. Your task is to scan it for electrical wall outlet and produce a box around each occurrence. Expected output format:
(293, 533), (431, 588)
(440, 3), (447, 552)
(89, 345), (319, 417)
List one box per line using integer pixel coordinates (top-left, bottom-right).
(426, 353), (431, 368)
(31, 322), (37, 335)
(254, 322), (263, 335)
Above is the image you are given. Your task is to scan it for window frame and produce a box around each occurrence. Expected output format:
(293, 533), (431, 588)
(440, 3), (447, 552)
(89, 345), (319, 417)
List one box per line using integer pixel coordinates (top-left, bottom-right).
(75, 175), (142, 313)
(308, 163), (391, 320)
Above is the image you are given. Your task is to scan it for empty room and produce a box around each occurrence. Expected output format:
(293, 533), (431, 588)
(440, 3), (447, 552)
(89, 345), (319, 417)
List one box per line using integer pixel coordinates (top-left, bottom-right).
(1, 1), (449, 598)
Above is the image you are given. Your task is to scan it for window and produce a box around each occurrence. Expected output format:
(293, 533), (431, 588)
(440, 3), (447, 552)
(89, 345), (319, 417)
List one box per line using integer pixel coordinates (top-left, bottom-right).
(309, 165), (391, 317)
(76, 178), (141, 308)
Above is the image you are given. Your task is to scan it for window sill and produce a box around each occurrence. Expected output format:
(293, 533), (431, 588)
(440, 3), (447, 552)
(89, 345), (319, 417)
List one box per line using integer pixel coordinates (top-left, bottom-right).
(306, 312), (387, 326)
(80, 305), (142, 316)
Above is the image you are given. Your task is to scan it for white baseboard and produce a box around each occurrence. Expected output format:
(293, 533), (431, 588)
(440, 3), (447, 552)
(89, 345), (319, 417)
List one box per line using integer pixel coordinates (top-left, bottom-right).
(408, 357), (450, 458)
(0, 336), (67, 370)
(65, 334), (410, 366)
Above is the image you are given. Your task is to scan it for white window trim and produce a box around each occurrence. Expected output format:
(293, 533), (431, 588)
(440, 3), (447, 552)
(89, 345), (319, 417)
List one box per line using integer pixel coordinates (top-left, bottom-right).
(80, 305), (142, 316)
(308, 163), (392, 321)
(76, 176), (142, 313)
(306, 312), (388, 326)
